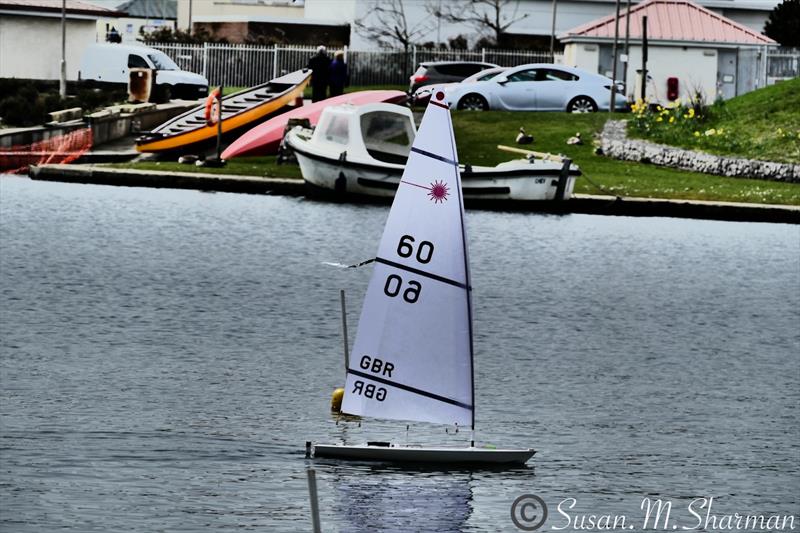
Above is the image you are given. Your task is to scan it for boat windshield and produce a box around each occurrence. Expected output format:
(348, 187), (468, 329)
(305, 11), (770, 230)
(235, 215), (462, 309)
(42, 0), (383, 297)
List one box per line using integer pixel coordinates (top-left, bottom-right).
(321, 114), (350, 145)
(360, 111), (414, 164)
(147, 51), (179, 71)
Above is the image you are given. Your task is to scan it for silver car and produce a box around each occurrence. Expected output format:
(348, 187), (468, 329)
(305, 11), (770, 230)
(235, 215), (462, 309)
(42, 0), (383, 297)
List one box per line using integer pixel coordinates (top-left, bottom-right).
(443, 63), (623, 112)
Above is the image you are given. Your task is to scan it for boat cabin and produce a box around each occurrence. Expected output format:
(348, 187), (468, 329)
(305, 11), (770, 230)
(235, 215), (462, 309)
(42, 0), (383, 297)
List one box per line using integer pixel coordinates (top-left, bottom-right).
(311, 103), (417, 165)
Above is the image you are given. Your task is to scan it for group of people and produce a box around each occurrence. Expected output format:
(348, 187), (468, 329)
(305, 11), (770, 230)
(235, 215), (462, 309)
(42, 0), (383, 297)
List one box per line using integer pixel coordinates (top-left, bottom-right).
(307, 46), (348, 102)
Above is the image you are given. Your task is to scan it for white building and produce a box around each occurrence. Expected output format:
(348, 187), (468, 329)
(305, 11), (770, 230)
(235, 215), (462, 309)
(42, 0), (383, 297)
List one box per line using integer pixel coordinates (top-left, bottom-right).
(560, 0), (778, 103)
(171, 0), (778, 50)
(302, 0), (778, 50)
(0, 0), (119, 81)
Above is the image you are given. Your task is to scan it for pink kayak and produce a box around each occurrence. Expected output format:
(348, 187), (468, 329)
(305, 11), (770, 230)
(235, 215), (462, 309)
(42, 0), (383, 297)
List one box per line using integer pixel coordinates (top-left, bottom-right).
(222, 90), (407, 159)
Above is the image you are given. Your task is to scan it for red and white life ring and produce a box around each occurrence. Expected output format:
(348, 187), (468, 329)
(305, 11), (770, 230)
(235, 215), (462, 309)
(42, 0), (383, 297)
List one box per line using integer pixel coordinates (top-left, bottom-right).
(204, 87), (221, 127)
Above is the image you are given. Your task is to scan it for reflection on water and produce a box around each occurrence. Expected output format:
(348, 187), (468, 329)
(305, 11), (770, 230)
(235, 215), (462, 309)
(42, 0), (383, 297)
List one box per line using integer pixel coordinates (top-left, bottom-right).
(329, 465), (472, 532)
(1, 176), (798, 531)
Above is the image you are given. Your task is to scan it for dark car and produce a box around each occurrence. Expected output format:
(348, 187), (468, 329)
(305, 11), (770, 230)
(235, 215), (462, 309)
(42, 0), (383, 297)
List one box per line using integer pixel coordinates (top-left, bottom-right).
(408, 61), (499, 93)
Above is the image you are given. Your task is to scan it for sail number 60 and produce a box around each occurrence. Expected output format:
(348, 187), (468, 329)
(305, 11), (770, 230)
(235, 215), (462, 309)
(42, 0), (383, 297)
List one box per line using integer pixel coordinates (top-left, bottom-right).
(384, 275), (421, 303)
(384, 235), (433, 304)
(397, 235), (434, 264)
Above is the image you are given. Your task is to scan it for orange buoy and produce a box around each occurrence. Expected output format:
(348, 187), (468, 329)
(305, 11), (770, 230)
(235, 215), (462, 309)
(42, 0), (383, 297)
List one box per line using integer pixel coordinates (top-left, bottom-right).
(204, 87), (221, 127)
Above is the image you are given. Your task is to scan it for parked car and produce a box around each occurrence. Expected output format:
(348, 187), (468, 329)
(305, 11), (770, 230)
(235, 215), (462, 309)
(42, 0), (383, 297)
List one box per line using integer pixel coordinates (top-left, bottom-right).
(79, 43), (208, 102)
(412, 66), (508, 105)
(408, 61), (499, 93)
(443, 63), (624, 112)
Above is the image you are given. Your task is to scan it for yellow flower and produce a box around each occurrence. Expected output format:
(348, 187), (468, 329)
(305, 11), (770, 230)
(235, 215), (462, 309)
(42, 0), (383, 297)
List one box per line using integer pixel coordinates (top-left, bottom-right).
(694, 131), (700, 137)
(657, 105), (663, 111)
(688, 108), (695, 118)
(656, 117), (663, 122)
(683, 114), (689, 119)
(704, 128), (716, 136)
(777, 128), (783, 135)
(669, 116), (675, 123)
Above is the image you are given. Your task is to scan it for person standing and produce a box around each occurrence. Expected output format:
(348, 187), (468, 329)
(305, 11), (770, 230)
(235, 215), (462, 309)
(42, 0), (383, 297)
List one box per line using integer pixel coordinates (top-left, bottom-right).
(307, 45), (331, 102)
(328, 51), (348, 97)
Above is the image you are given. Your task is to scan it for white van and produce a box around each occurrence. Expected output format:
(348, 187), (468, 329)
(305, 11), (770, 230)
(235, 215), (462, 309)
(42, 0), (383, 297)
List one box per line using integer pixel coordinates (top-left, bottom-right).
(79, 43), (208, 102)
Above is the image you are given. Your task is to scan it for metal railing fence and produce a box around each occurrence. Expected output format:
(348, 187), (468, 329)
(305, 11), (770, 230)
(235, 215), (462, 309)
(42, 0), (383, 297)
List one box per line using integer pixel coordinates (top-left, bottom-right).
(148, 42), (563, 87)
(149, 41), (798, 89)
(767, 47), (800, 81)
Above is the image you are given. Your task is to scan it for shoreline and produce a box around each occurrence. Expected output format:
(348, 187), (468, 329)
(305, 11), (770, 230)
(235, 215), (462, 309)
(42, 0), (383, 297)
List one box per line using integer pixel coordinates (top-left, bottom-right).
(25, 164), (800, 224)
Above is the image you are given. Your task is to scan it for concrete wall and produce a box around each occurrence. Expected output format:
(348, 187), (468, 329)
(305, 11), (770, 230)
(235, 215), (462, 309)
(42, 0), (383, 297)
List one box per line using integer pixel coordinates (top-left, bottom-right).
(176, 0), (303, 31)
(563, 42), (600, 72)
(626, 45), (718, 103)
(0, 15), (97, 81)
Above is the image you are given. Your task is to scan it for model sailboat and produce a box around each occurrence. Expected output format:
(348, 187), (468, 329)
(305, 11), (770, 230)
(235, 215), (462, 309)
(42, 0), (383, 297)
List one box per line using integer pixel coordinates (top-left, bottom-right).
(309, 91), (535, 465)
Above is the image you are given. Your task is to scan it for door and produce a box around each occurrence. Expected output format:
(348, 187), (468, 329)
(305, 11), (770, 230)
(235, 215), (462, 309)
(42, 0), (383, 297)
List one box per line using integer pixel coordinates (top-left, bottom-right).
(717, 50), (737, 100)
(533, 68), (579, 110)
(496, 68), (538, 110)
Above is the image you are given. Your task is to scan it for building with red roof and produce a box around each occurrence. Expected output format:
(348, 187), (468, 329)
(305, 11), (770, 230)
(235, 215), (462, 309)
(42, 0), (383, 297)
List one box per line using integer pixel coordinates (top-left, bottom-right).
(560, 0), (778, 104)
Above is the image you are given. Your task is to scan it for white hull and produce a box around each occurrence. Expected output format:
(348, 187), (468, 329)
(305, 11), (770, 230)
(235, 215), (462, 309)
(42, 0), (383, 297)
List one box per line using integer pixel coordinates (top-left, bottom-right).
(311, 443), (535, 465)
(288, 137), (577, 202)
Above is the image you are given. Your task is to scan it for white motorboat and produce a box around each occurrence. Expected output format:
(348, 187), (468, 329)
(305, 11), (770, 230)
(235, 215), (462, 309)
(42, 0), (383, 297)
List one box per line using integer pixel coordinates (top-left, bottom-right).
(284, 102), (580, 201)
(307, 92), (535, 466)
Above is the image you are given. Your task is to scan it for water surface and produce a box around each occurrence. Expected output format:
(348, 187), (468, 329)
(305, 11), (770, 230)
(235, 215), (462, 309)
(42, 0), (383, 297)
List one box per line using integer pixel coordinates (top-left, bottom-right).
(1, 177), (798, 531)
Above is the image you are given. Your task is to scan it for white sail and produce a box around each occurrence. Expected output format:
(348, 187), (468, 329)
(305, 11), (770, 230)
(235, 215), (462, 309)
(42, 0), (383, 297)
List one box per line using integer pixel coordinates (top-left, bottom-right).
(341, 94), (474, 427)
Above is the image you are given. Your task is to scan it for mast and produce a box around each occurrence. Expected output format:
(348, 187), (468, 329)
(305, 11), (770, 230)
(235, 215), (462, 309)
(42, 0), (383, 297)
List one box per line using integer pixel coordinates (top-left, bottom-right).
(445, 107), (475, 447)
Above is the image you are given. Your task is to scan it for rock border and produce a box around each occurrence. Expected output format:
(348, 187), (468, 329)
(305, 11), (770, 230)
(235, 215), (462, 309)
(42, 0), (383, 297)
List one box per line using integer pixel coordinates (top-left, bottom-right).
(598, 120), (800, 183)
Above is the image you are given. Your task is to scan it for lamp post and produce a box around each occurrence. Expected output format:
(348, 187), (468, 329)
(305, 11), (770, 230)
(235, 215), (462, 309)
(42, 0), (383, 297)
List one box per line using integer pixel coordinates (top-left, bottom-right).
(610, 0), (621, 113)
(549, 0), (558, 63)
(60, 0), (66, 98)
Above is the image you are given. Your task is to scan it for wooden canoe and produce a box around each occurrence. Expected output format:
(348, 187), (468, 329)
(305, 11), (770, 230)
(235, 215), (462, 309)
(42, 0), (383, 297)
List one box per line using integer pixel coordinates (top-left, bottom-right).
(135, 69), (311, 153)
(221, 90), (408, 159)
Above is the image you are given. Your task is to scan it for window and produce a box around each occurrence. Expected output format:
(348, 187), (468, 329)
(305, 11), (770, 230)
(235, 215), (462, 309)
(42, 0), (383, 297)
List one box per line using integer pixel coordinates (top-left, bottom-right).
(322, 114), (349, 145)
(477, 70), (501, 81)
(147, 51), (179, 71)
(537, 68), (579, 81)
(507, 69), (538, 82)
(127, 54), (149, 68)
(360, 111), (414, 164)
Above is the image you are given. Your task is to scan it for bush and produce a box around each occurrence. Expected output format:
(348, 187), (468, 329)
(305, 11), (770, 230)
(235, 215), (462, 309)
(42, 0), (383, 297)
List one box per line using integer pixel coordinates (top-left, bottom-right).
(0, 79), (128, 127)
(0, 95), (46, 126)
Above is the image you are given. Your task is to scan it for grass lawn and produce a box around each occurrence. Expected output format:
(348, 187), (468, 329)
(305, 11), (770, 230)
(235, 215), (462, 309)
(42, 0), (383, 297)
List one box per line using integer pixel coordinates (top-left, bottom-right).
(627, 78), (800, 165)
(451, 111), (800, 205)
(112, 157), (302, 179)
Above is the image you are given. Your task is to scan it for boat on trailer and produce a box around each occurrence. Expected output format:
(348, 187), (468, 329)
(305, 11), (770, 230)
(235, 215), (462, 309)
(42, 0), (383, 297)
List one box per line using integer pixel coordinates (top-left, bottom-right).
(135, 69), (311, 153)
(284, 102), (580, 201)
(307, 91), (535, 466)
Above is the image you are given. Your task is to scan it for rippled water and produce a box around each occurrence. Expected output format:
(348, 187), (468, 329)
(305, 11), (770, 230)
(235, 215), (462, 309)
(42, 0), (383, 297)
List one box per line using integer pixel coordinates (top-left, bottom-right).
(1, 176), (798, 532)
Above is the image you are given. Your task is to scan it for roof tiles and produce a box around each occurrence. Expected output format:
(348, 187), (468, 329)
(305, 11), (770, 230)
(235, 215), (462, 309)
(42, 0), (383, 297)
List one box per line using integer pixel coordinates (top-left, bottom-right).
(562, 0), (776, 45)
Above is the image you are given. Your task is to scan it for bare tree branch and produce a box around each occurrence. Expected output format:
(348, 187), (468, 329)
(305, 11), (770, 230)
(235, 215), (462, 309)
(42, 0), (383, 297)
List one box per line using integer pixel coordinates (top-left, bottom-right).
(429, 0), (529, 47)
(354, 0), (436, 51)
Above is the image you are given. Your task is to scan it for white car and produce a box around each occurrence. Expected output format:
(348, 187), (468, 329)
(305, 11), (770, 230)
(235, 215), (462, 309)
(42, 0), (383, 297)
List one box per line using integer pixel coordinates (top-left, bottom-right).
(443, 63), (622, 112)
(412, 67), (508, 105)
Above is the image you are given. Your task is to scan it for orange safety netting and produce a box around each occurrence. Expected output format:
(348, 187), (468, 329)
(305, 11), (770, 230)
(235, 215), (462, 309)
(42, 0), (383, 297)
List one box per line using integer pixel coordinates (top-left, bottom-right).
(0, 127), (93, 174)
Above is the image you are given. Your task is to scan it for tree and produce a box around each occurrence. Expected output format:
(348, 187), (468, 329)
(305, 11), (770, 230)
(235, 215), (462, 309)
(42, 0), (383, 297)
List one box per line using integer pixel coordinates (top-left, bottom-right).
(354, 0), (435, 51)
(764, 0), (800, 47)
(429, 0), (529, 49)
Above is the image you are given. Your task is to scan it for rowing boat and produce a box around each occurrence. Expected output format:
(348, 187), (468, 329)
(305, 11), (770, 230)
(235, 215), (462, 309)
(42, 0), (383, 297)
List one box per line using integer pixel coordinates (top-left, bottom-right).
(135, 69), (311, 153)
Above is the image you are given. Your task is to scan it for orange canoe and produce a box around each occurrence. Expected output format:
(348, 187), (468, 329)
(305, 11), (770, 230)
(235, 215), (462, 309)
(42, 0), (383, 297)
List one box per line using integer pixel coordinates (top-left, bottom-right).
(136, 69), (311, 153)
